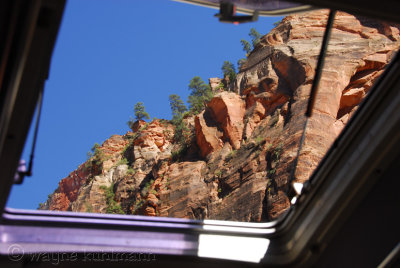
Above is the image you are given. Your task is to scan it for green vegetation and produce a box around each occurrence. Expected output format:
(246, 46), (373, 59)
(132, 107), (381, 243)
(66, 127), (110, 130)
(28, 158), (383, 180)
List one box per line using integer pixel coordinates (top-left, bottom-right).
(134, 102), (150, 121)
(139, 123), (149, 132)
(169, 94), (191, 146)
(182, 111), (191, 118)
(254, 135), (264, 145)
(267, 143), (283, 178)
(141, 179), (154, 196)
(168, 88), (199, 162)
(86, 152), (93, 161)
(240, 28), (262, 58)
(116, 157), (128, 166)
(268, 168), (276, 176)
(240, 39), (252, 55)
(274, 143), (283, 160)
(267, 185), (273, 195)
(169, 94), (187, 118)
(214, 169), (222, 178)
(225, 149), (237, 162)
(249, 28), (262, 47)
(187, 76), (213, 115)
(167, 77), (212, 162)
(171, 146), (188, 162)
(126, 167), (135, 175)
(127, 102), (150, 130)
(100, 183), (125, 214)
(216, 82), (225, 91)
(165, 177), (170, 190)
(149, 189), (158, 195)
(92, 143), (104, 165)
(173, 119), (191, 145)
(86, 143), (99, 160)
(85, 142), (105, 173)
(221, 60), (236, 85)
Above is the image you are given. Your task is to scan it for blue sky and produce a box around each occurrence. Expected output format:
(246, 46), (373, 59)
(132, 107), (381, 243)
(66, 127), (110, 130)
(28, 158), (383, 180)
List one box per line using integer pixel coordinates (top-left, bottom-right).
(7, 0), (281, 209)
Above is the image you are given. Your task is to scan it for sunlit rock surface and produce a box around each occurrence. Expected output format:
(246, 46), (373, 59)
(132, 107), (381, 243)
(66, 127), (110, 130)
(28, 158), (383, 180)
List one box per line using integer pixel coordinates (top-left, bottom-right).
(41, 11), (399, 221)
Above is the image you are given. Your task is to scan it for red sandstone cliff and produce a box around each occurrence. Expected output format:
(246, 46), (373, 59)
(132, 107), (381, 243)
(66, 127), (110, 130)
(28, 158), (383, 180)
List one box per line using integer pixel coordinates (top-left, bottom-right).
(40, 10), (399, 221)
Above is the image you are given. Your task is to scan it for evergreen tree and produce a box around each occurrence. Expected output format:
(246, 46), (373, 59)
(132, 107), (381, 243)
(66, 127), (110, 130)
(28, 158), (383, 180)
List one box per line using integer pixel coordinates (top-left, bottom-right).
(240, 39), (252, 56)
(221, 61), (236, 84)
(127, 102), (150, 130)
(249, 28), (261, 47)
(134, 102), (150, 121)
(169, 95), (190, 147)
(169, 94), (187, 119)
(187, 76), (212, 115)
(172, 116), (190, 145)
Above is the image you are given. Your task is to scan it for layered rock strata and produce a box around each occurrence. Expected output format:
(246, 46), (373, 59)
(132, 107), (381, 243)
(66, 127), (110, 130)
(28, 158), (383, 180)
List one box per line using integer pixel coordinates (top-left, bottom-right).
(41, 10), (399, 221)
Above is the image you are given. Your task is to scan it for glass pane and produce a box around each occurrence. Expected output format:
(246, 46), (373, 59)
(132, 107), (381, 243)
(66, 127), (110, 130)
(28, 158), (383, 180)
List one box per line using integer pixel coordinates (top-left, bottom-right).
(7, 1), (400, 222)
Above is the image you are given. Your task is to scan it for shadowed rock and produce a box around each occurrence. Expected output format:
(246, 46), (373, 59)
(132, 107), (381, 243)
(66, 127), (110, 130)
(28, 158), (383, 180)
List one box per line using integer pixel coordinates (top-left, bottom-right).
(42, 10), (399, 222)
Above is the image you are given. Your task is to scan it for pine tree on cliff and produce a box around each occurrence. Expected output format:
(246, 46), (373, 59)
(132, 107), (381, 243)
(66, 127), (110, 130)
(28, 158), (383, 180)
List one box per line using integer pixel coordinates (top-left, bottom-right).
(187, 76), (212, 115)
(249, 28), (261, 47)
(127, 102), (150, 130)
(221, 61), (236, 87)
(169, 94), (187, 119)
(240, 39), (251, 56)
(241, 28), (261, 57)
(169, 94), (190, 145)
(134, 102), (150, 121)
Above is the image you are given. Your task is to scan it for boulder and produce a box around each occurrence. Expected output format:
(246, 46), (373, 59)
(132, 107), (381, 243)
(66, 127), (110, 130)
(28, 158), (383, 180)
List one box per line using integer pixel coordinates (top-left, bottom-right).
(194, 110), (224, 158)
(207, 92), (246, 150)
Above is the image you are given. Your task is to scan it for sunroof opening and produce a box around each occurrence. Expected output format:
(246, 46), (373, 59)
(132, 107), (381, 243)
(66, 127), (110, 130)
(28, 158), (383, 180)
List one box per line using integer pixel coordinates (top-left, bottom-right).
(6, 0), (400, 223)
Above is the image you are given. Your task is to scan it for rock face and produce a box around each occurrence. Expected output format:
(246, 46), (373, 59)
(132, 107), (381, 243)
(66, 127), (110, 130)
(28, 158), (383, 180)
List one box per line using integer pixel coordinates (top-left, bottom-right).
(48, 163), (89, 211)
(41, 11), (399, 222)
(208, 92), (245, 150)
(234, 10), (399, 219)
(159, 161), (209, 219)
(195, 92), (245, 157)
(209, 77), (223, 93)
(194, 110), (224, 158)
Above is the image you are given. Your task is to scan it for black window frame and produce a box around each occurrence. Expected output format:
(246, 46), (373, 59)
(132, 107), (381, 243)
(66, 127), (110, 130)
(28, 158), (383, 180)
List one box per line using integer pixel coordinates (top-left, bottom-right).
(0, 0), (399, 266)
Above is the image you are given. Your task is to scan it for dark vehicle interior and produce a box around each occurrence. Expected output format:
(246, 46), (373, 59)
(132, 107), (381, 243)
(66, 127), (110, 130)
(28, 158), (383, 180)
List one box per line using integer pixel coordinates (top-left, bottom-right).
(0, 0), (399, 267)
